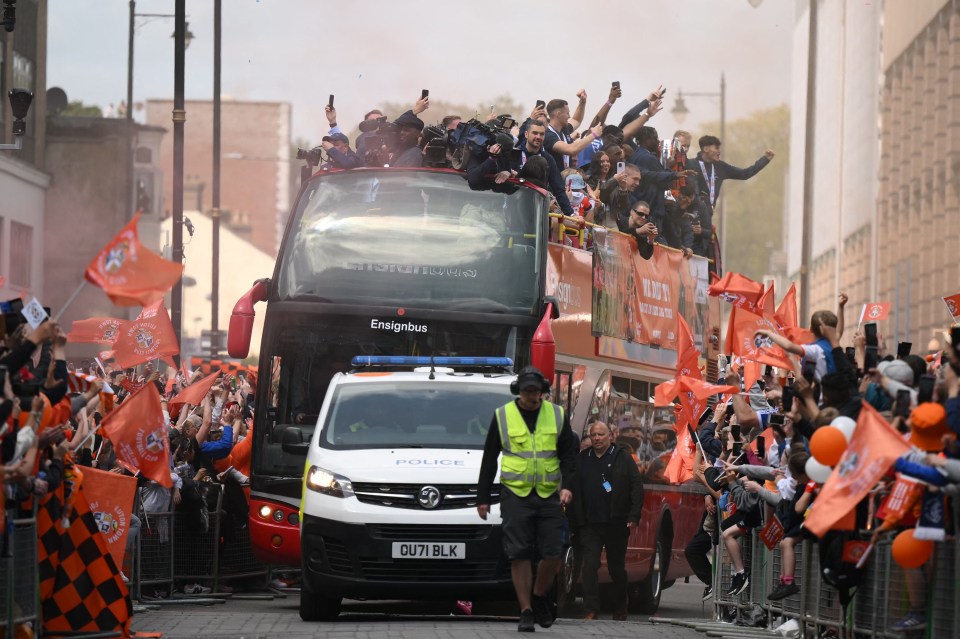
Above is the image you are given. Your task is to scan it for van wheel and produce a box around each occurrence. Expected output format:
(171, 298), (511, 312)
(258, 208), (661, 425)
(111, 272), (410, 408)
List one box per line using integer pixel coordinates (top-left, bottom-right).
(555, 545), (577, 617)
(631, 536), (664, 614)
(299, 572), (342, 621)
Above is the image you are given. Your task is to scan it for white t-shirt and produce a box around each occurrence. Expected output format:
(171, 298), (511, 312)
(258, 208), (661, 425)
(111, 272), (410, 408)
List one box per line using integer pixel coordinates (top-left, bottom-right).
(800, 343), (828, 381)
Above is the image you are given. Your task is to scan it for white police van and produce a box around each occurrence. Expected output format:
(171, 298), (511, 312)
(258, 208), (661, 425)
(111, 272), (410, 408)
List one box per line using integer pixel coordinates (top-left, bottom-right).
(296, 356), (516, 621)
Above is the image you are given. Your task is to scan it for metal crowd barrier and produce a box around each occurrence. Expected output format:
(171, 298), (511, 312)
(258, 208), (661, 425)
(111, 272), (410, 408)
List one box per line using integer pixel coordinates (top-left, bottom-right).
(135, 483), (271, 601)
(705, 520), (960, 639)
(1, 503), (40, 638)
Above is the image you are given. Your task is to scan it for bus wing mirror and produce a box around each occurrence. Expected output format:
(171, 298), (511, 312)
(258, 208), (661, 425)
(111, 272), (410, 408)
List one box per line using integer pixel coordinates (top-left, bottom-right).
(280, 426), (310, 455)
(227, 278), (271, 359)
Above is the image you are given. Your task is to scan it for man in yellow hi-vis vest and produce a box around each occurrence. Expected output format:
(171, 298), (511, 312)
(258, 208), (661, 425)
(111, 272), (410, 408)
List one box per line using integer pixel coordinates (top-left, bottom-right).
(477, 367), (577, 633)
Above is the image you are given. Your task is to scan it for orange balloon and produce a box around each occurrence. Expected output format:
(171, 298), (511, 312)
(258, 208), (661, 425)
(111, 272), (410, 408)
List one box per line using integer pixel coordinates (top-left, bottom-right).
(892, 529), (934, 569)
(810, 426), (847, 466)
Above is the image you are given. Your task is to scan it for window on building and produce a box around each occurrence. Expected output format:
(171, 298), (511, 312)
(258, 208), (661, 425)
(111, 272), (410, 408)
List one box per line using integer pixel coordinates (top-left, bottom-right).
(10, 222), (33, 288)
(135, 147), (152, 164)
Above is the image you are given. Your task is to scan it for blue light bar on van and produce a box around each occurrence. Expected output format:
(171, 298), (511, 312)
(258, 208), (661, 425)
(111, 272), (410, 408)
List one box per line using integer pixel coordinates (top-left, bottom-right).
(351, 356), (513, 368)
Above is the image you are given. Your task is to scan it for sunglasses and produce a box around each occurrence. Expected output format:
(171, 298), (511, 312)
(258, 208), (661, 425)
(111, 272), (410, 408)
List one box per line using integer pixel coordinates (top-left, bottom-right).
(631, 209), (649, 217)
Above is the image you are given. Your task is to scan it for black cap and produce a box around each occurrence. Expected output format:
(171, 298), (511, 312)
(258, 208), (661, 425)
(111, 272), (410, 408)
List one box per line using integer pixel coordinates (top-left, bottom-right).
(394, 112), (425, 131)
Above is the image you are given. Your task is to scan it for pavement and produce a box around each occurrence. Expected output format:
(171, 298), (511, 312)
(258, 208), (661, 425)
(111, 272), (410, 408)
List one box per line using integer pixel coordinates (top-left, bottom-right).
(130, 578), (716, 639)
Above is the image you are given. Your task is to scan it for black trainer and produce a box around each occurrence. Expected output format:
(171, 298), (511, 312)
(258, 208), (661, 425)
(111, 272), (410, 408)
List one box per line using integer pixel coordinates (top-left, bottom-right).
(531, 594), (554, 628)
(518, 608), (536, 632)
(702, 585), (714, 601)
(767, 582), (799, 601)
(726, 572), (749, 596)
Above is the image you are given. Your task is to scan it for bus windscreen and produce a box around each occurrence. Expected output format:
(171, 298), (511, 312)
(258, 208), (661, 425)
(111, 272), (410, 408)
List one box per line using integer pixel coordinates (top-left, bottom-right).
(277, 171), (546, 315)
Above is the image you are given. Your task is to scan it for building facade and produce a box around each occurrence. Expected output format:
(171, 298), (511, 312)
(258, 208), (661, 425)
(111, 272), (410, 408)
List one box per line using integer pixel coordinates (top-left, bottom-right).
(0, 0), (49, 304)
(145, 99), (292, 256)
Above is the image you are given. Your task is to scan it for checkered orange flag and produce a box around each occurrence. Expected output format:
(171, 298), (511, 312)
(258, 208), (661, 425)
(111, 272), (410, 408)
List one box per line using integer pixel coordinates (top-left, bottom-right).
(38, 465), (132, 636)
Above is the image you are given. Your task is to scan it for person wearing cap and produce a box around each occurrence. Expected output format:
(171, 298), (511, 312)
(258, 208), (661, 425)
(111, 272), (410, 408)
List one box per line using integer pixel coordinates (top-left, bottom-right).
(569, 421), (644, 621)
(320, 132), (361, 170)
(476, 366), (577, 632)
(390, 103), (427, 167)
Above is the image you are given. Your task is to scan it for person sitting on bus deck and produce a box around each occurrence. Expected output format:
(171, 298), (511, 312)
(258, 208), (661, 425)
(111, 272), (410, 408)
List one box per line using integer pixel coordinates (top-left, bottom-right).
(622, 201), (656, 260)
(320, 132), (362, 170)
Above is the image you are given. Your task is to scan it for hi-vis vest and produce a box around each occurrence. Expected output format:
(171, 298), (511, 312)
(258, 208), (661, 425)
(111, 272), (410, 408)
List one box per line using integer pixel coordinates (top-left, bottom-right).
(495, 401), (563, 498)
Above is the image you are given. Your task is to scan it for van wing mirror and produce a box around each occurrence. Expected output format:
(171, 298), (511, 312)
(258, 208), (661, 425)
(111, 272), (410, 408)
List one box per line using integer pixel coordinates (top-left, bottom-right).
(280, 426), (310, 455)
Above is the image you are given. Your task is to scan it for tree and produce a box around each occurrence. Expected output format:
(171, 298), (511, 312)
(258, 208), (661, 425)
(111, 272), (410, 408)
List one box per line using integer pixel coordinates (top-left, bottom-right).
(61, 100), (103, 117)
(701, 104), (789, 280)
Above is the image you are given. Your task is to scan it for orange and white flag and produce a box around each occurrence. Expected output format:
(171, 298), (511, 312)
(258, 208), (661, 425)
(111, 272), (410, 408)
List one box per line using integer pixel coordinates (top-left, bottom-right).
(708, 271), (764, 310)
(111, 300), (180, 369)
(730, 307), (796, 371)
(942, 292), (960, 322)
(81, 467), (138, 570)
(101, 384), (171, 487)
(859, 302), (891, 323)
(804, 402), (911, 537)
(67, 317), (126, 345)
(85, 212), (183, 307)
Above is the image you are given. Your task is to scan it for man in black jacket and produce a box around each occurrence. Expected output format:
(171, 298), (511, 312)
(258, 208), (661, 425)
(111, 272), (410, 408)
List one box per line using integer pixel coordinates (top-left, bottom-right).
(690, 134), (774, 212)
(571, 421), (644, 620)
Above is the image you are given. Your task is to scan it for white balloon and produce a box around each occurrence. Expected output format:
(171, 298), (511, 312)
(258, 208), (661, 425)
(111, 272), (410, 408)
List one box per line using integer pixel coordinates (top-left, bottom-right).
(831, 416), (857, 442)
(805, 457), (833, 484)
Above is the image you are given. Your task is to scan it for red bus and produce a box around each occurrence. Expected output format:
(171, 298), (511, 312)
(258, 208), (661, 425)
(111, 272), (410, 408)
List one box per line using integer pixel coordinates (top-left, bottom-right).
(228, 166), (717, 613)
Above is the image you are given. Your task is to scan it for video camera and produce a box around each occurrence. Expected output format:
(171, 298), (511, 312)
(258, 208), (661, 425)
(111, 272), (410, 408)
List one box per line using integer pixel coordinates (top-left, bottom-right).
(295, 146), (324, 167)
(446, 114), (518, 171)
(362, 120), (401, 166)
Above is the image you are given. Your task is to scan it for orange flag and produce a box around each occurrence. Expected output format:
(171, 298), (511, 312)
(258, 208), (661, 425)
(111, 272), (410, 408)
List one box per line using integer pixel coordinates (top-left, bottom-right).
(859, 302), (891, 323)
(774, 283), (816, 345)
(677, 315), (701, 379)
(758, 282), (775, 317)
(654, 376), (739, 406)
(942, 292), (960, 322)
(708, 271), (764, 310)
(730, 307), (796, 371)
(168, 369), (222, 414)
(82, 467), (138, 570)
(804, 402), (912, 537)
(111, 300), (180, 369)
(101, 384), (172, 487)
(66, 317), (126, 344)
(85, 212), (184, 307)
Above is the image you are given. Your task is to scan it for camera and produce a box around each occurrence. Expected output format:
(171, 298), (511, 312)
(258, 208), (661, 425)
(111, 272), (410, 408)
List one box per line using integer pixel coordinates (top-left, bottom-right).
(295, 146), (324, 167)
(363, 121), (401, 166)
(420, 125), (448, 168)
(447, 115), (517, 171)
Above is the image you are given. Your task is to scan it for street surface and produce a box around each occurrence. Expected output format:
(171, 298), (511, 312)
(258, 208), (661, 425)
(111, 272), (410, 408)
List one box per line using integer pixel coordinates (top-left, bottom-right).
(131, 578), (714, 638)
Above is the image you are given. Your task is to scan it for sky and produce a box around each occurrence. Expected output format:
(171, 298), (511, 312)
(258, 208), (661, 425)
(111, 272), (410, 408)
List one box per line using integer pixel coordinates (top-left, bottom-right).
(47, 0), (795, 145)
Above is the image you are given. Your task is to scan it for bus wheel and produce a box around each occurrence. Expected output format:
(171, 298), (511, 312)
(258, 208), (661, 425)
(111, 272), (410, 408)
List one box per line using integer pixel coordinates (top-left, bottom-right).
(299, 574), (342, 621)
(631, 535), (665, 614)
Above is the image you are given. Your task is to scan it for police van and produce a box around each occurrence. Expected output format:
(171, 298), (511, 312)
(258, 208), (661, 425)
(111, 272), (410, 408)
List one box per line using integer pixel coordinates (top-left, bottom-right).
(293, 356), (516, 621)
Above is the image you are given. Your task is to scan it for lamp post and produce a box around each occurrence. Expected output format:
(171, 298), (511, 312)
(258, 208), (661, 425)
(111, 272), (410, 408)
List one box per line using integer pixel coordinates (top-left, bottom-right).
(211, 0), (222, 359)
(126, 2), (193, 221)
(671, 74), (726, 263)
(171, 0), (187, 358)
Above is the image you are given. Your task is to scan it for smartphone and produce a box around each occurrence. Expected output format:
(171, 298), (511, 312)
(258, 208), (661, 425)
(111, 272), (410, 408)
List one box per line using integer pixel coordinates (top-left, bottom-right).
(802, 360), (817, 383)
(782, 386), (795, 413)
(421, 89), (429, 100)
(864, 322), (878, 347)
(769, 413), (786, 438)
(536, 99), (546, 110)
(756, 435), (766, 461)
(952, 326), (960, 353)
(230, 375), (238, 392)
(845, 346), (856, 365)
(864, 345), (879, 371)
(617, 161), (625, 174)
(895, 389), (912, 419)
(897, 342), (912, 359)
(918, 374), (936, 404)
(612, 81), (620, 90)
(328, 94), (334, 108)
(0, 365), (6, 390)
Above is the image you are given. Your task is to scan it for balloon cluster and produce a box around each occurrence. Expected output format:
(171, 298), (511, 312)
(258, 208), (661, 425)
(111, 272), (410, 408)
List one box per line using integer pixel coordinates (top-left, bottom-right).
(804, 416), (856, 483)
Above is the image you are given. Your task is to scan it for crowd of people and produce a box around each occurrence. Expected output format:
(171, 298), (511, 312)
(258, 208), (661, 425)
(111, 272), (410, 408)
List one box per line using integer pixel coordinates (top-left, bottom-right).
(681, 295), (960, 632)
(310, 85), (776, 266)
(1, 319), (258, 596)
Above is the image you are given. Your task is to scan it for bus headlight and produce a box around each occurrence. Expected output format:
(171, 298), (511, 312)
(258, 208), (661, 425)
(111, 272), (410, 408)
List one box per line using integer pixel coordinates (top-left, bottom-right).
(305, 465), (354, 498)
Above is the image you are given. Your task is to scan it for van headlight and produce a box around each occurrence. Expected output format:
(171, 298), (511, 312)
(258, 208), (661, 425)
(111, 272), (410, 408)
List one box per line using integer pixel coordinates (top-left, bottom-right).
(305, 465), (354, 498)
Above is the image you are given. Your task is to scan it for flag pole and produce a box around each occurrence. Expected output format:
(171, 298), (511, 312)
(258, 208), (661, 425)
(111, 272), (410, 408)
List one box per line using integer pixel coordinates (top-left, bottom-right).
(53, 280), (88, 322)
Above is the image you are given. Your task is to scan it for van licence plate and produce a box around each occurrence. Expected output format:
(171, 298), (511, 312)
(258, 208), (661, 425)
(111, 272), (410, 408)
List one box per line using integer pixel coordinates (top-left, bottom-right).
(391, 542), (466, 559)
